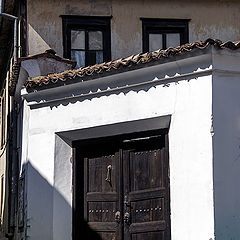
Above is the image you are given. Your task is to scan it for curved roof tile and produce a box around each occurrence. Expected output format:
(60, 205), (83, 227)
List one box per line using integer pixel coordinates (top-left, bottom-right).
(25, 38), (240, 89)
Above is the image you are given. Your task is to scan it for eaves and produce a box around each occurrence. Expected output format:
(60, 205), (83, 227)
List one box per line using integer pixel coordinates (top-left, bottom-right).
(22, 49), (214, 109)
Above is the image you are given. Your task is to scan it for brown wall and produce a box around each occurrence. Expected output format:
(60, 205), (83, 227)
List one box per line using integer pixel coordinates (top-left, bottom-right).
(27, 0), (240, 60)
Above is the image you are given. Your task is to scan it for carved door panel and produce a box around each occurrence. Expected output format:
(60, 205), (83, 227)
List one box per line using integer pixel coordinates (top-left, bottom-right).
(122, 135), (170, 240)
(75, 134), (170, 240)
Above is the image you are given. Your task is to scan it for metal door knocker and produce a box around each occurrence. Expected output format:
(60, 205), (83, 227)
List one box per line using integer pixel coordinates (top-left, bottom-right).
(105, 165), (112, 185)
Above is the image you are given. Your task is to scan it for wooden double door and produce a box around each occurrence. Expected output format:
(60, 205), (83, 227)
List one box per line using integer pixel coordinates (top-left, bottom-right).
(74, 133), (170, 240)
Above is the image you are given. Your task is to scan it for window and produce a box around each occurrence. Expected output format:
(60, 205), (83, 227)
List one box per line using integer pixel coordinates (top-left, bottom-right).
(62, 16), (111, 68)
(141, 18), (190, 52)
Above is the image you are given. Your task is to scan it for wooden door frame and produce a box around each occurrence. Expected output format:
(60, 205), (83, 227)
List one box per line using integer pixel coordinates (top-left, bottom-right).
(70, 115), (171, 240)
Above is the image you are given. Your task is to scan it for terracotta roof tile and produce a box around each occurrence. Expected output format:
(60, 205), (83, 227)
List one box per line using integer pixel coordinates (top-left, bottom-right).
(24, 38), (240, 90)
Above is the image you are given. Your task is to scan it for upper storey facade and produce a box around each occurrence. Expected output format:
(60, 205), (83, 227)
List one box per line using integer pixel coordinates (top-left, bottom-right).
(26, 0), (240, 67)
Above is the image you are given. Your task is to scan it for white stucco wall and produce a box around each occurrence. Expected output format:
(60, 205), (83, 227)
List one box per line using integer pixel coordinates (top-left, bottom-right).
(22, 60), (214, 240)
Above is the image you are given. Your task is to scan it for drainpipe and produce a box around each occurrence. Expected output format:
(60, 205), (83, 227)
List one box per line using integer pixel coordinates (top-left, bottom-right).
(0, 0), (20, 239)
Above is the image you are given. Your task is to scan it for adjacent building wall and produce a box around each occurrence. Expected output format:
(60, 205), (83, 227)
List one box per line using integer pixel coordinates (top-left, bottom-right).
(27, 0), (240, 59)
(212, 51), (240, 239)
(212, 73), (240, 239)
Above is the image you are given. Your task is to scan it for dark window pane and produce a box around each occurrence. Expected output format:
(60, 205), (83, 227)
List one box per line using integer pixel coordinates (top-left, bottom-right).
(71, 50), (85, 68)
(87, 51), (96, 66)
(71, 30), (85, 49)
(149, 34), (163, 51)
(89, 31), (103, 50)
(166, 33), (180, 48)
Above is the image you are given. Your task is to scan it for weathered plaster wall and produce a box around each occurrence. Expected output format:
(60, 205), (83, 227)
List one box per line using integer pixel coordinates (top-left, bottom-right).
(23, 66), (214, 239)
(27, 0), (240, 59)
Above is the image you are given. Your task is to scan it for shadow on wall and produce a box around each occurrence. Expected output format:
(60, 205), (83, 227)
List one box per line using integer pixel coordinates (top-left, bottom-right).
(22, 162), (102, 240)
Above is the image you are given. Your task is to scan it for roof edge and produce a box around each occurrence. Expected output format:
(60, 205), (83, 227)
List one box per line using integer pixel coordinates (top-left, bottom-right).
(24, 38), (240, 90)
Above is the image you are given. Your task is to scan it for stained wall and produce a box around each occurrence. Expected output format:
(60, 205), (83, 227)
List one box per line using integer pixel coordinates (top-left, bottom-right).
(27, 0), (240, 59)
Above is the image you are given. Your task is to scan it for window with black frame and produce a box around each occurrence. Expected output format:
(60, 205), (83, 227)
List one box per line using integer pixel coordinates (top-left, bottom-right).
(62, 16), (111, 69)
(141, 18), (190, 52)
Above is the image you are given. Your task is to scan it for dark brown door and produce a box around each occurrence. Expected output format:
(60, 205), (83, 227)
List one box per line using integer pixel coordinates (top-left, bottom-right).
(122, 135), (170, 240)
(83, 145), (122, 240)
(74, 133), (170, 240)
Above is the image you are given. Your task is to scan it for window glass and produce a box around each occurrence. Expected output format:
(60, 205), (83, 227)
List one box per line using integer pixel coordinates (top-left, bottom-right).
(71, 50), (85, 68)
(89, 31), (103, 50)
(71, 30), (85, 49)
(166, 33), (180, 48)
(149, 34), (163, 51)
(96, 51), (104, 64)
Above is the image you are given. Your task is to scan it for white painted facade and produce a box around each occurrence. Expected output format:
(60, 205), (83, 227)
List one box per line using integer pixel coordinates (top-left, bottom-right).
(17, 47), (240, 240)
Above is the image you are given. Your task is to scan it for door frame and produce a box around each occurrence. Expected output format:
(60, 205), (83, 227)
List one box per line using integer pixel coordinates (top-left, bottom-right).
(70, 115), (171, 240)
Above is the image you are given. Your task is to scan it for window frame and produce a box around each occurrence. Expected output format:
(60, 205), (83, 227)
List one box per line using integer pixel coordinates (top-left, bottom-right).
(141, 18), (190, 52)
(61, 15), (112, 67)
